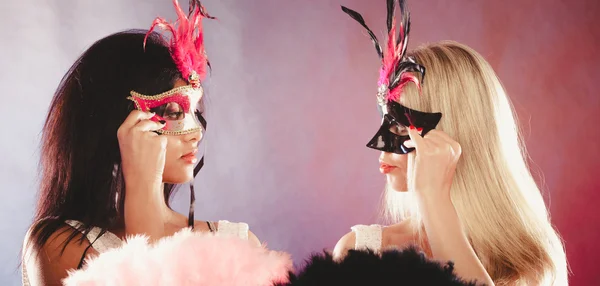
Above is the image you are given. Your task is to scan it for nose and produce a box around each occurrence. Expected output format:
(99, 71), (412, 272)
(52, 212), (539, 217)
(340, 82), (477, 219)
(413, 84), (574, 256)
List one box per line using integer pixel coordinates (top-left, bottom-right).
(379, 151), (389, 162)
(182, 127), (203, 143)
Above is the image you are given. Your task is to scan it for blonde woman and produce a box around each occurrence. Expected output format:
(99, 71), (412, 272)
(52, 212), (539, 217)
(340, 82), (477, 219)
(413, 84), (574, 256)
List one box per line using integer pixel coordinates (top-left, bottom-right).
(334, 1), (568, 285)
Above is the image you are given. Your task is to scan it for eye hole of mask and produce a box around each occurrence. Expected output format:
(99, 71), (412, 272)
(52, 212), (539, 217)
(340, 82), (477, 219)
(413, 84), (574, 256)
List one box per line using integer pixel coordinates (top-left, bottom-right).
(151, 102), (185, 121)
(388, 122), (408, 136)
(385, 116), (408, 136)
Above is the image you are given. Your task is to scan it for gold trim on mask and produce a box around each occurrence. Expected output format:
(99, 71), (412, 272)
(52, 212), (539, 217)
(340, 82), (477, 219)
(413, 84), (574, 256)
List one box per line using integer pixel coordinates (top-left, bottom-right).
(156, 126), (203, 136)
(128, 85), (202, 100)
(126, 84), (204, 136)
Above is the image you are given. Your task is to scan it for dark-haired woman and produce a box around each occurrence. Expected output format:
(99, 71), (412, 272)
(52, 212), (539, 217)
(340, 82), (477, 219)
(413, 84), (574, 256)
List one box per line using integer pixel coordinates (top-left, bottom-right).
(21, 2), (259, 285)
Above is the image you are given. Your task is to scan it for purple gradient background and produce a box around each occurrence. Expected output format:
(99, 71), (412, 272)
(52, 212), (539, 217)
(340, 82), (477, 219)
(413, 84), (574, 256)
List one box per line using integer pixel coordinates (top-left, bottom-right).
(191, 1), (598, 285)
(2, 0), (598, 285)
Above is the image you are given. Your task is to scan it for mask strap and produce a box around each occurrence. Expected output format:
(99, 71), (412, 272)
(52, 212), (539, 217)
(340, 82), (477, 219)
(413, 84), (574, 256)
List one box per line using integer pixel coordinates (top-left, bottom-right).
(188, 111), (207, 229)
(188, 156), (204, 229)
(188, 183), (196, 229)
(193, 155), (204, 178)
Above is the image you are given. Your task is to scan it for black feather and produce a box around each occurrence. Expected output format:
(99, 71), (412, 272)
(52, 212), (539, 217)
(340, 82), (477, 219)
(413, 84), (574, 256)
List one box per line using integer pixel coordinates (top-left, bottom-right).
(388, 58), (425, 89)
(189, 0), (215, 19)
(189, 0), (197, 15)
(397, 0), (409, 48)
(341, 6), (384, 59)
(386, 0), (395, 33)
(276, 247), (484, 286)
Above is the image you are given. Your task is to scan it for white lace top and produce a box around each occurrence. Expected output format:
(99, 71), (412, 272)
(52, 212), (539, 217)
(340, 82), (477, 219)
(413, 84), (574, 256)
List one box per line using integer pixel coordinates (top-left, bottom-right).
(65, 220), (124, 252)
(215, 220), (250, 240)
(22, 219), (249, 285)
(351, 224), (383, 252)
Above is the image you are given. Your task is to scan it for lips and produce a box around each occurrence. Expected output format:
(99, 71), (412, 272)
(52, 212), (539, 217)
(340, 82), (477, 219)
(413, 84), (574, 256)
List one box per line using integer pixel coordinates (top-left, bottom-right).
(181, 149), (198, 164)
(379, 162), (397, 174)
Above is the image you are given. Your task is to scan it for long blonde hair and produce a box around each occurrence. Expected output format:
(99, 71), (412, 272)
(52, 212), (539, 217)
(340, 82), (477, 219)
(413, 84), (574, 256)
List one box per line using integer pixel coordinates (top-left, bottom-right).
(383, 41), (568, 285)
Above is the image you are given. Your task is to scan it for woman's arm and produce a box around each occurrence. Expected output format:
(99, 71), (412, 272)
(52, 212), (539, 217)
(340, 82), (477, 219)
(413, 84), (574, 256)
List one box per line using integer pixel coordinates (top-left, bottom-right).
(248, 230), (262, 247)
(405, 127), (494, 285)
(123, 180), (167, 241)
(118, 110), (168, 241)
(332, 231), (356, 260)
(418, 195), (494, 285)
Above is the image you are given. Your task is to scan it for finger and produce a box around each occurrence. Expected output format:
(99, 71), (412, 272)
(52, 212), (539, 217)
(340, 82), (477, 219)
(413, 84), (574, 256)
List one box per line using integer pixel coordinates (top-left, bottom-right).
(407, 126), (426, 149)
(424, 130), (460, 152)
(425, 129), (453, 143)
(121, 110), (156, 131)
(157, 135), (168, 151)
(424, 131), (446, 146)
(133, 119), (166, 133)
(406, 149), (416, 188)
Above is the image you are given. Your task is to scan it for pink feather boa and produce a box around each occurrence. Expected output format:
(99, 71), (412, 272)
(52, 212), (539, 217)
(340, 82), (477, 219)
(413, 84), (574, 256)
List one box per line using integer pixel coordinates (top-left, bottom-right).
(63, 229), (292, 286)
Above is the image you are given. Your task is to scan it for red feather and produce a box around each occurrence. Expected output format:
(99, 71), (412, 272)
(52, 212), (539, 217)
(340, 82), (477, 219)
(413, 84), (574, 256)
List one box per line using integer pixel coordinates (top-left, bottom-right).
(144, 0), (214, 86)
(378, 18), (400, 89)
(388, 73), (420, 102)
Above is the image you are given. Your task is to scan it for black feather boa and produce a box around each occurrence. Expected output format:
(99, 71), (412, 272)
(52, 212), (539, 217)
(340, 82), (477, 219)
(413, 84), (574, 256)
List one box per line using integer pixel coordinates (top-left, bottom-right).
(276, 246), (485, 286)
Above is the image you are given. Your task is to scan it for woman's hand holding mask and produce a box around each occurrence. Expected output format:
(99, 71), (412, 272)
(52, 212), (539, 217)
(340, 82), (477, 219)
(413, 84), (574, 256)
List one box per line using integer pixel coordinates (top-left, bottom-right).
(117, 110), (168, 240)
(404, 128), (461, 202)
(404, 128), (493, 284)
(118, 110), (167, 192)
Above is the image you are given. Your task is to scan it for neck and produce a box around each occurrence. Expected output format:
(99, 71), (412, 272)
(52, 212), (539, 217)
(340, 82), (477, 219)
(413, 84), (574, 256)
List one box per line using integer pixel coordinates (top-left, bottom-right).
(153, 183), (182, 227)
(400, 217), (433, 257)
(122, 181), (175, 240)
(156, 183), (173, 213)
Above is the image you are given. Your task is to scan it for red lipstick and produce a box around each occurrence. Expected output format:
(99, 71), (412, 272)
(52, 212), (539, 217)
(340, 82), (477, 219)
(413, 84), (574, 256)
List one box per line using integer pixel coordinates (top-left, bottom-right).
(181, 149), (198, 164)
(379, 162), (396, 174)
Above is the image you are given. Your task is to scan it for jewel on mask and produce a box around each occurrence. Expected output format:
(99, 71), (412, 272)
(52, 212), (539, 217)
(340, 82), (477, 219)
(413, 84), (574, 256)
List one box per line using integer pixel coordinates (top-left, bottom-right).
(377, 84), (389, 114)
(188, 70), (200, 88)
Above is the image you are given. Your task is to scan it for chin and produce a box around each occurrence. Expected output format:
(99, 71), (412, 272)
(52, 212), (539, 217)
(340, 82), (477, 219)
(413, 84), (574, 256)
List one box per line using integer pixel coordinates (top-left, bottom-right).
(163, 171), (194, 184)
(386, 174), (408, 193)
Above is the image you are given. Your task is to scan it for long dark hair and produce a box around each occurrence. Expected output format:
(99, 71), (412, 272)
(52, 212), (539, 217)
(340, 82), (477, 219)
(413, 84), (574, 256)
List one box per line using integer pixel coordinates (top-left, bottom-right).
(29, 30), (183, 253)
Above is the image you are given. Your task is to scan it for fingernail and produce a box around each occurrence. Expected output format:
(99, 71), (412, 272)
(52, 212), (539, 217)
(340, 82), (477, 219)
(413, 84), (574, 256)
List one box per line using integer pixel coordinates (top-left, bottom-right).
(417, 127), (423, 132)
(409, 125), (415, 130)
(159, 120), (166, 124)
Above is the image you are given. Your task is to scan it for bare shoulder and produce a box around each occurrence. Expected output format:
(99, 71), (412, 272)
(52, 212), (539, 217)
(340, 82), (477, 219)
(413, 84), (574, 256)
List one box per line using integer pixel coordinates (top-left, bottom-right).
(381, 221), (418, 250)
(192, 219), (216, 233)
(248, 230), (261, 247)
(332, 231), (356, 260)
(23, 225), (97, 286)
